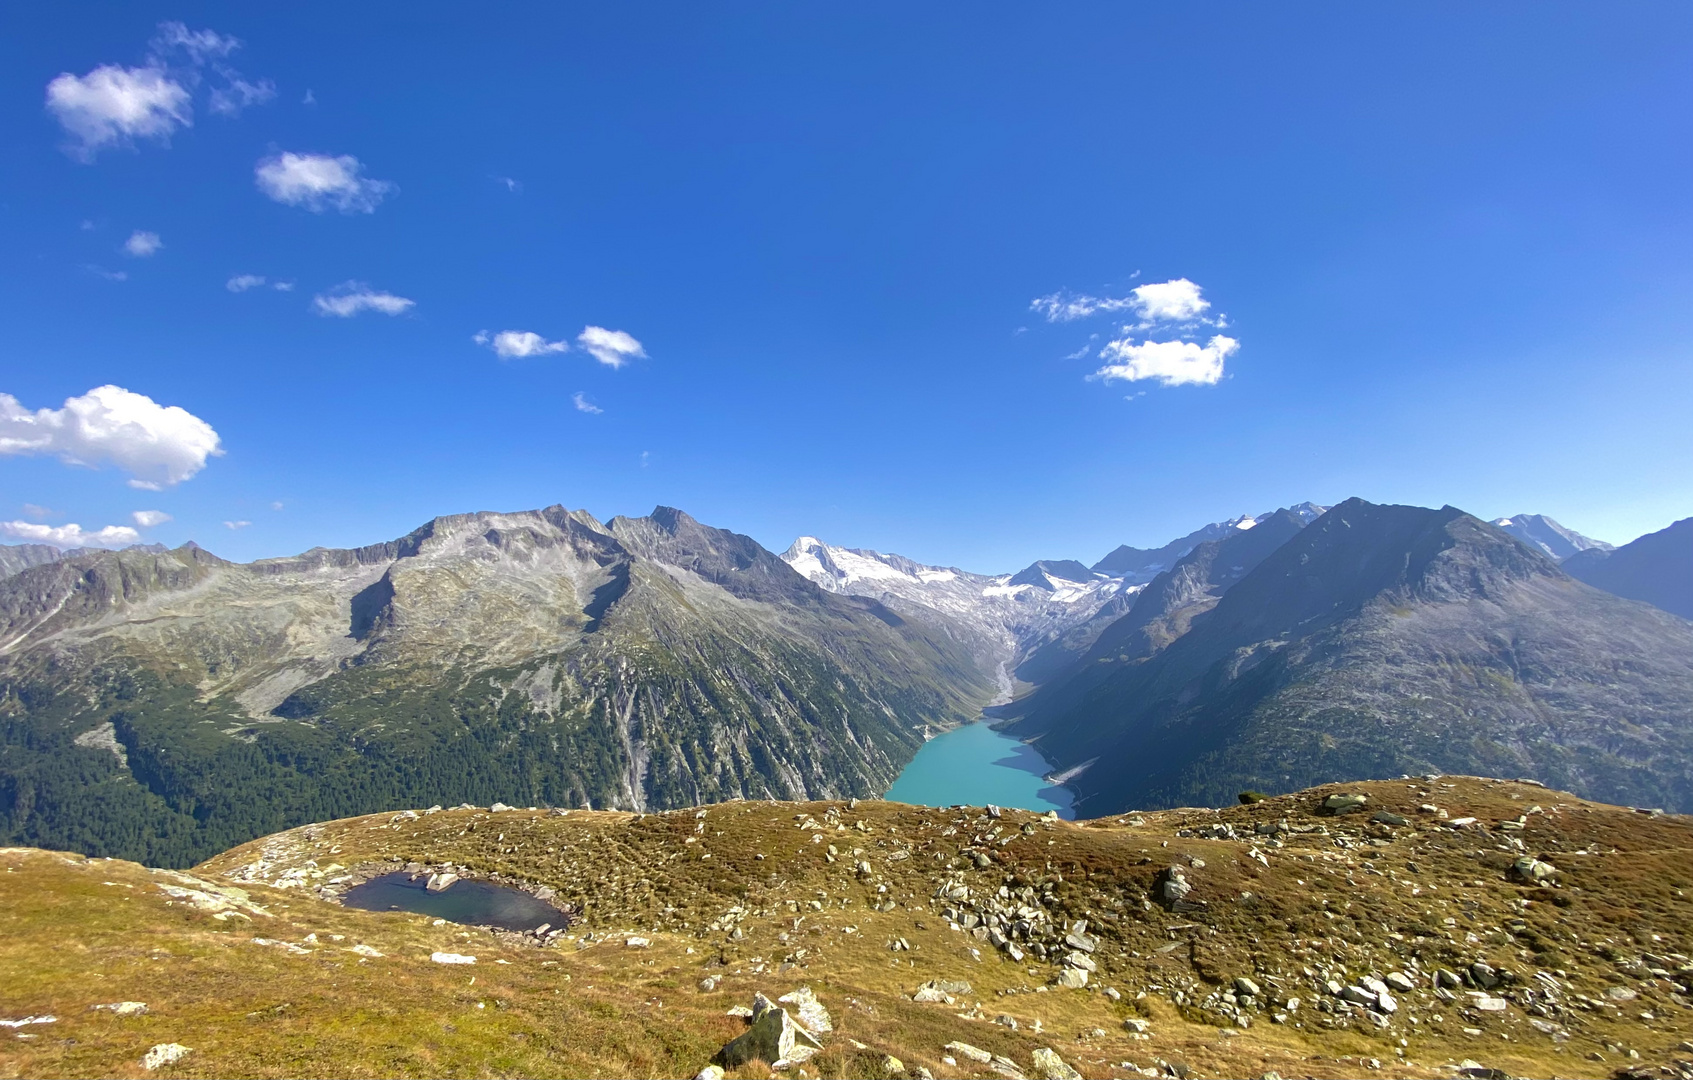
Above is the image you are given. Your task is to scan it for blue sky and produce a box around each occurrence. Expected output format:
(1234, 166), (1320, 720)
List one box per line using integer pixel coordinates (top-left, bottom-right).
(2, 4), (1689, 572)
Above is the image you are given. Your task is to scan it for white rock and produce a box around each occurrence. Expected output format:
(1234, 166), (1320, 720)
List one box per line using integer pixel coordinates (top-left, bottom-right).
(349, 944), (384, 958)
(430, 952), (476, 965)
(91, 1002), (148, 1016)
(141, 1044), (191, 1070)
(625, 936), (652, 949)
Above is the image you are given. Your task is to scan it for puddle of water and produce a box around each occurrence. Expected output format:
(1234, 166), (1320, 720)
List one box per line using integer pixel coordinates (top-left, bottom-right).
(340, 873), (565, 931)
(884, 720), (1075, 818)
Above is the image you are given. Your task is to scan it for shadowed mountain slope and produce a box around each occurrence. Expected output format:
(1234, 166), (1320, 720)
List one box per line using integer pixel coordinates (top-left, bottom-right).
(1563, 516), (1693, 621)
(1009, 499), (1693, 816)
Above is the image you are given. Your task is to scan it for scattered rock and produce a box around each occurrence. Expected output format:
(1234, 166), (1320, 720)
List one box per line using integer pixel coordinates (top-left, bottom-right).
(1123, 1018), (1151, 1034)
(490, 802), (514, 812)
(1053, 967), (1088, 989)
(1371, 810), (1409, 827)
(141, 1044), (191, 1071)
(946, 1041), (992, 1064)
(713, 1002), (822, 1069)
(349, 944), (383, 958)
(881, 1054), (906, 1076)
(699, 976), (720, 992)
(1604, 986), (1638, 1002)
(692, 1067), (725, 1080)
(1322, 793), (1369, 815)
(430, 952), (476, 965)
(91, 1002), (148, 1016)
(1510, 856), (1558, 883)
(777, 986), (832, 1033)
(624, 936), (651, 949)
(1234, 976), (1261, 997)
(1032, 1047), (1082, 1080)
(1384, 972), (1415, 993)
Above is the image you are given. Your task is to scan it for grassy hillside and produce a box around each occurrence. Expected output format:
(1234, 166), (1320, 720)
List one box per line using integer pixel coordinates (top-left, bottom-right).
(5, 776), (1693, 1078)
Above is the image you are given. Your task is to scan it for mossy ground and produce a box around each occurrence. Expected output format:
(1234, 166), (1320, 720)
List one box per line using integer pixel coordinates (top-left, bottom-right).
(4, 777), (1693, 1078)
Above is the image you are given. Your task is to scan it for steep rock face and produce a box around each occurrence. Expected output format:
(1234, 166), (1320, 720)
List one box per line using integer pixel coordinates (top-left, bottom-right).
(1089, 502), (1326, 581)
(1490, 513), (1612, 561)
(1009, 508), (1309, 698)
(0, 505), (990, 866)
(0, 543), (69, 581)
(1011, 500), (1693, 815)
(1563, 516), (1693, 621)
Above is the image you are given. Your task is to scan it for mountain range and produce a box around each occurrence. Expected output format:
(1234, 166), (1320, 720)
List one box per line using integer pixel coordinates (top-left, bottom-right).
(3, 497), (1690, 867)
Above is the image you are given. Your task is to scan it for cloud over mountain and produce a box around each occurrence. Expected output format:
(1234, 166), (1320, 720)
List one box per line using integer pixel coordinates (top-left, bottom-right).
(0, 520), (141, 549)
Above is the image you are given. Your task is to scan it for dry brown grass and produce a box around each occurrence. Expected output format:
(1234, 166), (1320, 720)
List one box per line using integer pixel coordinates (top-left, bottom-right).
(2, 776), (1691, 1078)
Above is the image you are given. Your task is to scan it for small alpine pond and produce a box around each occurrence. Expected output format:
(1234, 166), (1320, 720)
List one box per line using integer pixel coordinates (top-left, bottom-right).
(341, 873), (565, 931)
(883, 720), (1075, 818)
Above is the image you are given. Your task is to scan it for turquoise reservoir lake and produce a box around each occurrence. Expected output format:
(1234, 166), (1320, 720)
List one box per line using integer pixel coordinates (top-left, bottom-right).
(883, 721), (1075, 818)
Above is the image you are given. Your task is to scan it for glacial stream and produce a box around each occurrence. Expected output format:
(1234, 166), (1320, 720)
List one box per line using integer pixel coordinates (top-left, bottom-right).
(341, 873), (565, 931)
(883, 720), (1075, 818)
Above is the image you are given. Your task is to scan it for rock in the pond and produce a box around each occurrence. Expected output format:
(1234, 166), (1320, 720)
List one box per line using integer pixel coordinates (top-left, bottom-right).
(92, 1002), (148, 1016)
(1322, 793), (1369, 815)
(778, 986), (832, 1033)
(1032, 1047), (1083, 1080)
(424, 872), (459, 892)
(713, 1003), (822, 1069)
(141, 1044), (191, 1070)
(430, 952), (476, 965)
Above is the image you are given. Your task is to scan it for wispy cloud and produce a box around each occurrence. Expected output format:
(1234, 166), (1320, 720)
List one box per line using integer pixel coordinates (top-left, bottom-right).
(0, 384), (223, 488)
(1, 520), (141, 549)
(494, 176), (522, 193)
(45, 22), (271, 160)
(223, 520), (251, 530)
(576, 326), (646, 369)
(474, 330), (568, 359)
(227, 274), (265, 292)
(21, 504), (56, 520)
(124, 230), (163, 257)
(572, 392), (603, 414)
(1032, 278), (1211, 325)
(86, 265), (128, 282)
(312, 282), (414, 317)
(131, 509), (172, 527)
(256, 152), (394, 213)
(1091, 335), (1239, 387)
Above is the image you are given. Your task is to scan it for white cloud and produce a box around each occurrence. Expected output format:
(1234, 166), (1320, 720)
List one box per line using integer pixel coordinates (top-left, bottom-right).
(223, 519), (251, 530)
(256, 152), (394, 213)
(227, 274), (266, 292)
(45, 65), (191, 158)
(1, 520), (141, 550)
(1032, 278), (1211, 325)
(1091, 335), (1239, 387)
(474, 330), (568, 359)
(131, 509), (172, 527)
(273, 281), (294, 292)
(124, 230), (163, 257)
(572, 392), (603, 415)
(576, 326), (645, 369)
(312, 283), (414, 317)
(270, 500), (284, 511)
(21, 504), (56, 519)
(0, 384), (222, 487)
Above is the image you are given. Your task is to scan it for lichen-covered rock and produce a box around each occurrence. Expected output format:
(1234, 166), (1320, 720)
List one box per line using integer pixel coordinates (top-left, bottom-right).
(1032, 1047), (1082, 1080)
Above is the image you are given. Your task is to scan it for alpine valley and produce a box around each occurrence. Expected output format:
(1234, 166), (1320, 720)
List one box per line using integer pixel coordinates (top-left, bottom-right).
(2, 499), (1691, 873)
